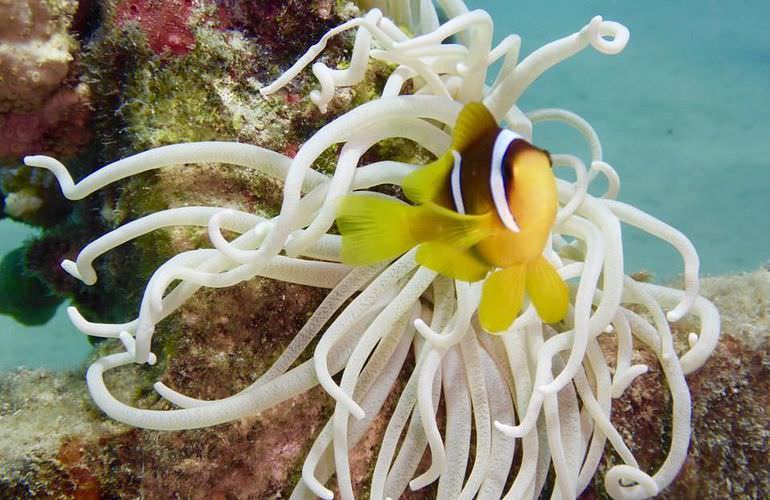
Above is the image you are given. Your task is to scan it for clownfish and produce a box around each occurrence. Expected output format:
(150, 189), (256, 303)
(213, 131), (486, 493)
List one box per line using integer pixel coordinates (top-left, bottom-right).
(335, 102), (569, 333)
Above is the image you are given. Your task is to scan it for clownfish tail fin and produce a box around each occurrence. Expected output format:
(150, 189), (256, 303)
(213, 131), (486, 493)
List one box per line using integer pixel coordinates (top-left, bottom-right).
(336, 194), (418, 265)
(451, 102), (498, 152)
(402, 151), (453, 204)
(525, 256), (569, 324)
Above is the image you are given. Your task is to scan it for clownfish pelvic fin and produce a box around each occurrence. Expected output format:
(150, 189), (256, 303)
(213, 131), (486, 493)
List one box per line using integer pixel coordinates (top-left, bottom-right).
(415, 242), (491, 282)
(479, 255), (569, 333)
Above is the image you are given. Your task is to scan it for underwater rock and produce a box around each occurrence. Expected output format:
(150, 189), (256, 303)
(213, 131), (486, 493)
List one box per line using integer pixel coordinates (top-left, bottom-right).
(10, 0), (392, 322)
(0, 0), (91, 160)
(1, 270), (767, 498)
(581, 271), (770, 499)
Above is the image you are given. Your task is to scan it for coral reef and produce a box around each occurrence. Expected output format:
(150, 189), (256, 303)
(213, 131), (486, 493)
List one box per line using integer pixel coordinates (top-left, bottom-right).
(1, 270), (766, 498)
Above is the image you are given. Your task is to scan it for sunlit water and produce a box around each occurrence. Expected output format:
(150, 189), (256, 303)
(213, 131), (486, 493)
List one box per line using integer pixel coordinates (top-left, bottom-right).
(1, 0), (767, 371)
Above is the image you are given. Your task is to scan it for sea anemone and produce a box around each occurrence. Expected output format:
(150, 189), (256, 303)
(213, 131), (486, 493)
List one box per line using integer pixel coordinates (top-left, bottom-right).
(25, 2), (720, 499)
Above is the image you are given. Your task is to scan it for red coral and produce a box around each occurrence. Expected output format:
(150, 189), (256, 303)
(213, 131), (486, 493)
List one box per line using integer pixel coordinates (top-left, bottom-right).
(114, 0), (196, 56)
(0, 84), (91, 160)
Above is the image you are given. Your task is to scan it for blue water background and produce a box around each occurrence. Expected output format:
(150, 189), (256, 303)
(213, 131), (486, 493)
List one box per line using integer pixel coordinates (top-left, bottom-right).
(1, 0), (768, 370)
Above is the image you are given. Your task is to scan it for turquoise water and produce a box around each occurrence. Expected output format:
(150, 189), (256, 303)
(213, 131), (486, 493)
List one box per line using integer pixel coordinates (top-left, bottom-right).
(1, 0), (768, 371)
(0, 220), (91, 370)
(470, 0), (769, 277)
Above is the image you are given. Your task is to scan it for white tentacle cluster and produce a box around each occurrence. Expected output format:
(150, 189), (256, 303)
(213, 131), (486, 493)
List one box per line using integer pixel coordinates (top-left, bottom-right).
(26, 3), (718, 499)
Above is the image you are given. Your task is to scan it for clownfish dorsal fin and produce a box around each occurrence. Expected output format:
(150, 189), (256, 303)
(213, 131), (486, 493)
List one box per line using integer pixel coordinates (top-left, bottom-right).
(451, 102), (499, 153)
(402, 151), (453, 204)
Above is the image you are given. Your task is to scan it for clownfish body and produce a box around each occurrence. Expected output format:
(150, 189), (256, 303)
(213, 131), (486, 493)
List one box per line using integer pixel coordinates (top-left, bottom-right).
(336, 103), (569, 333)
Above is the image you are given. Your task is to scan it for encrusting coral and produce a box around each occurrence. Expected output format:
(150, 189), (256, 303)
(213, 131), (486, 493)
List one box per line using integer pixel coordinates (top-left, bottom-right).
(7, 1), (730, 499)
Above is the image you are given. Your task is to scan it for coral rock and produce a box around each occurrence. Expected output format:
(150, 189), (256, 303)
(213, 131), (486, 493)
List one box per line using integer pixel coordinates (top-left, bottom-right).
(0, 0), (80, 113)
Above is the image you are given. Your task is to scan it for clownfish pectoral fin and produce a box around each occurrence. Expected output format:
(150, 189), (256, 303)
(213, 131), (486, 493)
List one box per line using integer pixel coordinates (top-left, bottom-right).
(451, 102), (498, 152)
(336, 194), (419, 265)
(479, 265), (527, 333)
(416, 242), (491, 282)
(402, 151), (453, 204)
(415, 202), (496, 248)
(525, 256), (569, 324)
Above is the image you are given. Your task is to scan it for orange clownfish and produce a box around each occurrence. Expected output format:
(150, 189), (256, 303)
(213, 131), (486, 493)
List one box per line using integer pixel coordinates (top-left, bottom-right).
(335, 102), (569, 333)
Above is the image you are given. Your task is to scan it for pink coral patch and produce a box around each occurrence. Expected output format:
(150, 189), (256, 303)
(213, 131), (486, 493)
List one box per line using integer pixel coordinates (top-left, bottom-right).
(114, 0), (196, 56)
(0, 86), (91, 160)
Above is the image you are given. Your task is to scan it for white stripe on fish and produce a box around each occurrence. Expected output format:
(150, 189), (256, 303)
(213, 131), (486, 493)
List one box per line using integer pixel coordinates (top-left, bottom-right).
(490, 129), (521, 233)
(450, 150), (466, 214)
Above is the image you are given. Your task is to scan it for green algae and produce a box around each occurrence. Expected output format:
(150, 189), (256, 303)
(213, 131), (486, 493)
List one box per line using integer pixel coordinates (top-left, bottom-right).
(0, 246), (62, 325)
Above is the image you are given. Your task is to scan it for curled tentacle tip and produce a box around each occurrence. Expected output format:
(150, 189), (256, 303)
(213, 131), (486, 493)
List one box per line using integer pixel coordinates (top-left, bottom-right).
(605, 465), (659, 498)
(303, 474), (334, 500)
(413, 317), (433, 336)
(66, 306), (83, 322)
(587, 15), (603, 30)
(147, 352), (158, 365)
(456, 62), (471, 76)
(408, 480), (426, 491)
(591, 19), (630, 55)
(118, 331), (136, 354)
(493, 419), (520, 437)
(537, 382), (560, 395)
(666, 308), (685, 323)
(603, 323), (615, 333)
(23, 155), (49, 166)
(688, 332), (699, 348)
(61, 260), (85, 281)
(253, 221), (273, 238)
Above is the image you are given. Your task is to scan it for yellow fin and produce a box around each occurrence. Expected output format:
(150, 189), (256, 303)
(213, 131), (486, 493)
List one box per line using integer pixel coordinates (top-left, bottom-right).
(478, 265), (526, 333)
(402, 151), (453, 204)
(525, 256), (569, 323)
(416, 242), (491, 282)
(336, 194), (418, 265)
(413, 203), (495, 248)
(451, 102), (498, 152)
